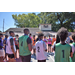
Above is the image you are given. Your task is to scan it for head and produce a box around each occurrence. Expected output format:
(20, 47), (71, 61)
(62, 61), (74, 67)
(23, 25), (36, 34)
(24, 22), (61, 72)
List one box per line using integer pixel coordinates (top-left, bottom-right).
(38, 33), (44, 40)
(5, 35), (8, 38)
(0, 33), (3, 38)
(44, 36), (46, 39)
(53, 35), (55, 38)
(24, 29), (29, 35)
(16, 35), (19, 38)
(56, 34), (60, 43)
(33, 35), (35, 39)
(9, 31), (14, 37)
(49, 35), (50, 38)
(57, 27), (68, 42)
(72, 33), (75, 42)
(29, 33), (32, 37)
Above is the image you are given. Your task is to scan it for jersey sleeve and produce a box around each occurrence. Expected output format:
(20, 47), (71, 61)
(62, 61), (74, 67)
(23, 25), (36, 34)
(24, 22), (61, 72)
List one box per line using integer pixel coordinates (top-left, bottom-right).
(10, 38), (13, 45)
(27, 37), (32, 44)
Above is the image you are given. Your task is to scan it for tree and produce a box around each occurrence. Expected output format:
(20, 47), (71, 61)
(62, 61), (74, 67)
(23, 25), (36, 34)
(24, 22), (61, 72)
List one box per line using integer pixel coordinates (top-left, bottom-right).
(12, 13), (42, 28)
(37, 12), (75, 32)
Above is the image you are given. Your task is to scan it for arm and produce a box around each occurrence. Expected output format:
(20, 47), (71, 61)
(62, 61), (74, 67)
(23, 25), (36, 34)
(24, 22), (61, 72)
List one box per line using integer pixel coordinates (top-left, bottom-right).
(52, 42), (56, 51)
(70, 47), (73, 58)
(43, 42), (47, 52)
(27, 37), (32, 51)
(10, 38), (16, 55)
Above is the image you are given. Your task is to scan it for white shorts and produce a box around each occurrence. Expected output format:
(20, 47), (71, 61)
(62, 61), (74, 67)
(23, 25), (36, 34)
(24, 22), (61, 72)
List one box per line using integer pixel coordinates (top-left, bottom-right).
(0, 49), (5, 57)
(33, 46), (36, 49)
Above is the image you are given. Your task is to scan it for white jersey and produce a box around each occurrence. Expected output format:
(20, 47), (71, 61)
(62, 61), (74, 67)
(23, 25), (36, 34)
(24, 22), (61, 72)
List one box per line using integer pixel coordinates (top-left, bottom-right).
(6, 36), (16, 54)
(70, 44), (75, 54)
(35, 40), (47, 60)
(65, 37), (70, 44)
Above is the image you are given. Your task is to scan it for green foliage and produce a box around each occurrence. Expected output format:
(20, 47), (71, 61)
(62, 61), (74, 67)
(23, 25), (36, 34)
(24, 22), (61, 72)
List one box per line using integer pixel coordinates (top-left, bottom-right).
(12, 13), (41, 28)
(12, 12), (75, 32)
(37, 12), (75, 32)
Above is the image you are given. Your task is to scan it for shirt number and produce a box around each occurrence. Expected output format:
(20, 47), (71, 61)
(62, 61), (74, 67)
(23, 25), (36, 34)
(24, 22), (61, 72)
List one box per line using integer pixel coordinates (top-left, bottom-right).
(37, 46), (40, 52)
(62, 50), (64, 58)
(21, 41), (23, 46)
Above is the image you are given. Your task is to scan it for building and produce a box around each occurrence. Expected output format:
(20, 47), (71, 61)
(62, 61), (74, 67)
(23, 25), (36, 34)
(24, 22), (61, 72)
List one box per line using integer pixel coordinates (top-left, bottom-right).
(39, 24), (52, 31)
(5, 28), (41, 36)
(5, 24), (57, 37)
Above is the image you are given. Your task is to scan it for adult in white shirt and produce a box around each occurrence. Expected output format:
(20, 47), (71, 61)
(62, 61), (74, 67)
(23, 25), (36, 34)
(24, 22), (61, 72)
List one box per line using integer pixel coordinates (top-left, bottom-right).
(65, 37), (70, 44)
(35, 33), (47, 62)
(6, 31), (16, 62)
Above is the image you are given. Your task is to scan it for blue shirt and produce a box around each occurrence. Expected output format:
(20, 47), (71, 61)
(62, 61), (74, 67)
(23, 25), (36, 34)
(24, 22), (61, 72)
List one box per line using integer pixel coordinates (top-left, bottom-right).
(0, 38), (3, 49)
(3, 37), (7, 51)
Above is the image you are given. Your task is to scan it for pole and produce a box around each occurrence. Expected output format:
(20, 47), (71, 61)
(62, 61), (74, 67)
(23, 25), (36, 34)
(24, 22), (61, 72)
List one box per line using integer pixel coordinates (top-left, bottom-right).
(3, 19), (4, 32)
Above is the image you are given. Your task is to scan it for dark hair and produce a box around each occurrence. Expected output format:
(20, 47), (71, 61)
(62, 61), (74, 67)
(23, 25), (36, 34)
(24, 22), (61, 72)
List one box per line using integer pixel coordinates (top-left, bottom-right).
(5, 35), (8, 38)
(16, 35), (19, 37)
(57, 27), (68, 42)
(72, 33), (75, 41)
(9, 31), (14, 34)
(24, 29), (29, 33)
(33, 35), (35, 37)
(56, 34), (60, 43)
(44, 36), (46, 38)
(30, 33), (32, 36)
(38, 33), (44, 38)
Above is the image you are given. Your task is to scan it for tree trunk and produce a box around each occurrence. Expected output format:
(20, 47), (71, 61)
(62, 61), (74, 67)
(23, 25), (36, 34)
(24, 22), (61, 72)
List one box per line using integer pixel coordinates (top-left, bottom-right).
(60, 21), (63, 27)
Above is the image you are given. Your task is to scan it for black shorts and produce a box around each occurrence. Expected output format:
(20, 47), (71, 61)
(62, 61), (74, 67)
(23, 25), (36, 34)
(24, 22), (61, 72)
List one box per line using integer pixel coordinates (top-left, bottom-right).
(16, 45), (19, 49)
(48, 44), (52, 47)
(8, 54), (14, 58)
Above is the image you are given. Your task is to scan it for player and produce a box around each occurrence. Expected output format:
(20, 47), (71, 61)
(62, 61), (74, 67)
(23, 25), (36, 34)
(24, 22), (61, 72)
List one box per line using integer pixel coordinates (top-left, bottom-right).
(48, 35), (52, 53)
(43, 36), (47, 45)
(0, 33), (5, 62)
(71, 33), (75, 62)
(52, 35), (56, 46)
(29, 33), (32, 40)
(52, 34), (60, 52)
(32, 35), (36, 55)
(35, 33), (47, 62)
(3, 35), (8, 61)
(54, 27), (73, 62)
(19, 29), (32, 62)
(6, 31), (16, 62)
(14, 35), (19, 58)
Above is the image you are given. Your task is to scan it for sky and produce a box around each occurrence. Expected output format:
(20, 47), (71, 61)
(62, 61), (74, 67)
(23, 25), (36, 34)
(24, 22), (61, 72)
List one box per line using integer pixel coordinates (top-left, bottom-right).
(0, 12), (40, 32)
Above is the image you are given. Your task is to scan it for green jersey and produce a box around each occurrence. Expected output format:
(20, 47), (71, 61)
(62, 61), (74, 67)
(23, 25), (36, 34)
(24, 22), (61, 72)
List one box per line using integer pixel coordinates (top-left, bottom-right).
(55, 43), (71, 62)
(19, 35), (31, 56)
(72, 43), (75, 62)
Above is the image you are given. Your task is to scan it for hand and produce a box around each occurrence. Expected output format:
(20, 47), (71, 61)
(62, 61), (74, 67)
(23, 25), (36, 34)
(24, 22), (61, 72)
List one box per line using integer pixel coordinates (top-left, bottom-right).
(3, 46), (5, 49)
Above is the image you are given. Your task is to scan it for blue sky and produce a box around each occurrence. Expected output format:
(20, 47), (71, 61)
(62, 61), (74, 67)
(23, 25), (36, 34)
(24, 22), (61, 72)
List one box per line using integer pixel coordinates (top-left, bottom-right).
(0, 12), (40, 32)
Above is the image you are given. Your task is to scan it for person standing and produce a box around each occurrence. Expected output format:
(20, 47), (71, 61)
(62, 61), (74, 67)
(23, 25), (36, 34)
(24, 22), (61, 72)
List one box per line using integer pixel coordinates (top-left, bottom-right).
(32, 35), (36, 55)
(19, 29), (32, 62)
(71, 33), (75, 62)
(43, 36), (47, 45)
(35, 33), (47, 62)
(0, 33), (5, 62)
(29, 33), (32, 40)
(48, 35), (52, 53)
(54, 27), (73, 62)
(14, 35), (19, 58)
(6, 31), (16, 62)
(3, 35), (8, 61)
(52, 35), (56, 46)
